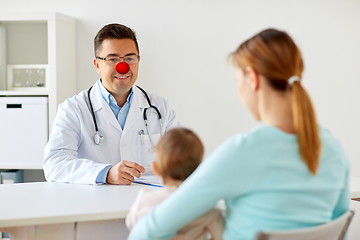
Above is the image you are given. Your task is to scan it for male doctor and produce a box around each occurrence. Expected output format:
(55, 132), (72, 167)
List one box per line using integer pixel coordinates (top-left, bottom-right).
(43, 23), (178, 185)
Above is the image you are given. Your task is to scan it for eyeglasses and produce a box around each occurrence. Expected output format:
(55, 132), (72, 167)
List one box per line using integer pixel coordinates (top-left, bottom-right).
(96, 54), (139, 65)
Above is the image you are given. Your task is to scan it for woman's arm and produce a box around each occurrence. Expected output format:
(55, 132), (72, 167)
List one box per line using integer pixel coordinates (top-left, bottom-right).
(128, 135), (252, 240)
(331, 161), (350, 220)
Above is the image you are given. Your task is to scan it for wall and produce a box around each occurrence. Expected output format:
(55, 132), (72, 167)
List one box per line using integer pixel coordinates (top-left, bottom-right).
(1, 0), (360, 177)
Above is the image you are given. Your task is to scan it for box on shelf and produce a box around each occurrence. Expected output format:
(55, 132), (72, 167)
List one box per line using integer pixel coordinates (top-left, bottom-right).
(7, 64), (48, 91)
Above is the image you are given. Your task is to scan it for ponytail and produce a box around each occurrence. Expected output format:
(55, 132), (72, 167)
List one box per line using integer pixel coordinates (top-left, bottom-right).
(291, 81), (321, 175)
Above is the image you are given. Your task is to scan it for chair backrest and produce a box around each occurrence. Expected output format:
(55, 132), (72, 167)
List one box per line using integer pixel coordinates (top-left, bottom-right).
(254, 210), (354, 240)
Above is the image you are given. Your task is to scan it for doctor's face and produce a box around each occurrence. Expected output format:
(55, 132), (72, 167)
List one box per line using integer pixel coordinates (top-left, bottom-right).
(94, 38), (140, 97)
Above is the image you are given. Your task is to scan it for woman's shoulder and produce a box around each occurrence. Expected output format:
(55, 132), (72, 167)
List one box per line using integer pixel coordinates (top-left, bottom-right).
(319, 125), (340, 143)
(318, 125), (349, 165)
(208, 125), (275, 161)
(319, 126), (345, 152)
(226, 124), (291, 147)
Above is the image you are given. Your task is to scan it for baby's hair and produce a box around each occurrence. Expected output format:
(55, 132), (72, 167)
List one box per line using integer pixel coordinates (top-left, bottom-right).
(155, 127), (204, 181)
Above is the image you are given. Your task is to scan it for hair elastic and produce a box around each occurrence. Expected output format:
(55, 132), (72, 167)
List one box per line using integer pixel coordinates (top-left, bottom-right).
(288, 76), (300, 85)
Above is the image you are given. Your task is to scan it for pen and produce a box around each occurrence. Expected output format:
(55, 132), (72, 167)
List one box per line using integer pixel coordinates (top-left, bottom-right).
(139, 130), (144, 144)
(132, 181), (163, 188)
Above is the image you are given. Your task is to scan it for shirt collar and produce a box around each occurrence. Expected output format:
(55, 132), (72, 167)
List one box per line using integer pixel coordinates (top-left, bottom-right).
(98, 79), (133, 105)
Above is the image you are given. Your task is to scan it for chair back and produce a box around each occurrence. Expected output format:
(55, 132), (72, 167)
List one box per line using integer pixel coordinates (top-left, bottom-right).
(254, 210), (354, 240)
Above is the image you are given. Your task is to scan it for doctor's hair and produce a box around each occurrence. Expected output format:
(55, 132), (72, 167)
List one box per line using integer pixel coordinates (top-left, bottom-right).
(155, 127), (204, 182)
(94, 23), (139, 56)
(230, 28), (321, 176)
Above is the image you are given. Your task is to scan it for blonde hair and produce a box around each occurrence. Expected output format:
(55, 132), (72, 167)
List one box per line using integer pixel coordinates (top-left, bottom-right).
(155, 127), (204, 181)
(231, 29), (321, 175)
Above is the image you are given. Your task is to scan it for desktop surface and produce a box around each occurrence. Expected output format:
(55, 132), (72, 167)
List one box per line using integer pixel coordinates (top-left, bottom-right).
(0, 182), (149, 228)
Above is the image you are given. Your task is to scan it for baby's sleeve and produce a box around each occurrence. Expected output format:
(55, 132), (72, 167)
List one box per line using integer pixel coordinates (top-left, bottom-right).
(125, 189), (146, 229)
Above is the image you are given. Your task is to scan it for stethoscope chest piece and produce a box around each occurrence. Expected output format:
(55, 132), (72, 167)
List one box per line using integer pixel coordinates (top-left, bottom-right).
(94, 131), (103, 145)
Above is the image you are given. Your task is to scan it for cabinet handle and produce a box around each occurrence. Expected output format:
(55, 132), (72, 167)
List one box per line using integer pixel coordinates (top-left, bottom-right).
(6, 104), (22, 109)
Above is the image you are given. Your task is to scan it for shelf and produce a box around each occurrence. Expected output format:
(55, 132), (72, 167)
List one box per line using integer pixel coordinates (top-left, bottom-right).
(0, 12), (76, 170)
(0, 12), (75, 22)
(0, 90), (48, 96)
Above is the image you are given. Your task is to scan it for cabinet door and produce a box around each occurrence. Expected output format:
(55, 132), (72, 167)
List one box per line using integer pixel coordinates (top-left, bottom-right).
(0, 97), (48, 169)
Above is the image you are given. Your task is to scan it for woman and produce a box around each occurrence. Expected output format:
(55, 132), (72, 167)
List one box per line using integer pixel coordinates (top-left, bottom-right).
(128, 29), (350, 240)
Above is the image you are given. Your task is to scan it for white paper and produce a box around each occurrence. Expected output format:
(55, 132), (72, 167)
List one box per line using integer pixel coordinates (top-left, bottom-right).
(134, 175), (163, 186)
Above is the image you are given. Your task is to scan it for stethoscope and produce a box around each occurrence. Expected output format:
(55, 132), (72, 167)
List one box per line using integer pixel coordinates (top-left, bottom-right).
(87, 84), (163, 145)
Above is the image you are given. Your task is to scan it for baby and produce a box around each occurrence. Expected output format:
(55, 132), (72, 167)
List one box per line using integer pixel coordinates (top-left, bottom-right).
(126, 127), (224, 240)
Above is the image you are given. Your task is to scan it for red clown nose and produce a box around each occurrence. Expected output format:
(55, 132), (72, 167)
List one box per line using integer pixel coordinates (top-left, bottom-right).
(116, 62), (130, 74)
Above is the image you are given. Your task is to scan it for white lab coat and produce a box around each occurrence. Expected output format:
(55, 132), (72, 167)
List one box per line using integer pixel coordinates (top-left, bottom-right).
(43, 80), (179, 184)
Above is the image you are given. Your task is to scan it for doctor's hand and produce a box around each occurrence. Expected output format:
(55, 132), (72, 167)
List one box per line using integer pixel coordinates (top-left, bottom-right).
(106, 160), (145, 185)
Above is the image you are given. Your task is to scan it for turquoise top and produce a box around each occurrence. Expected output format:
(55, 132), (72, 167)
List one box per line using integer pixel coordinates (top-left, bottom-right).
(129, 125), (350, 240)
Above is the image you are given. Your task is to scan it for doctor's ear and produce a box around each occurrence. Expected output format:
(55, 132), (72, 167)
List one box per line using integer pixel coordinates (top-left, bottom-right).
(93, 58), (101, 74)
(245, 66), (260, 91)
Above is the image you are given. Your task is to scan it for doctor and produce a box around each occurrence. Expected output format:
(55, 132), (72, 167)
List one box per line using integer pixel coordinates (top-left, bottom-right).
(43, 23), (179, 185)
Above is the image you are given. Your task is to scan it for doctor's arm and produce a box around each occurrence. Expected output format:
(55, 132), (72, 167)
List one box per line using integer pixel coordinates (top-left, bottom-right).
(43, 100), (111, 184)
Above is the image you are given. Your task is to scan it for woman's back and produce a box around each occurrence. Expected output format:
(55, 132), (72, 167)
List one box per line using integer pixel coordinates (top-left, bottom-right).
(221, 125), (349, 239)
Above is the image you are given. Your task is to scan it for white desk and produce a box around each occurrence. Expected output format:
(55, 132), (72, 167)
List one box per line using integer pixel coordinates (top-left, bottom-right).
(0, 182), (152, 240)
(1, 179), (360, 240)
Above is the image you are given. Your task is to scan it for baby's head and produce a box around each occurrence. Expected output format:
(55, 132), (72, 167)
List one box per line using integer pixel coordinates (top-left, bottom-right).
(152, 127), (204, 185)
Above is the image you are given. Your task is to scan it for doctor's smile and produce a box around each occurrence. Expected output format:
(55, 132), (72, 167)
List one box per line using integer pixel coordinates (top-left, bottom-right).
(115, 75), (130, 79)
(114, 74), (131, 80)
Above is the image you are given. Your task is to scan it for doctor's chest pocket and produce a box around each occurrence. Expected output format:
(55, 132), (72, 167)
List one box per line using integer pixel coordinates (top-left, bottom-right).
(137, 132), (161, 173)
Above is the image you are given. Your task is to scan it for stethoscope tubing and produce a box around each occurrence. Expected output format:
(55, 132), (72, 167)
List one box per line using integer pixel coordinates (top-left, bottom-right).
(87, 84), (162, 145)
(88, 86), (99, 132)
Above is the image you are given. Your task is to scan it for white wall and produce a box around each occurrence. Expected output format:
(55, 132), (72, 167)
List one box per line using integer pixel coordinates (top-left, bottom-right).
(2, 0), (360, 177)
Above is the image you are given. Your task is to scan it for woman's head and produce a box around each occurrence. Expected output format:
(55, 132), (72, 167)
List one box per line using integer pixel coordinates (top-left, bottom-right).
(231, 29), (321, 175)
(153, 127), (204, 184)
(232, 29), (304, 90)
